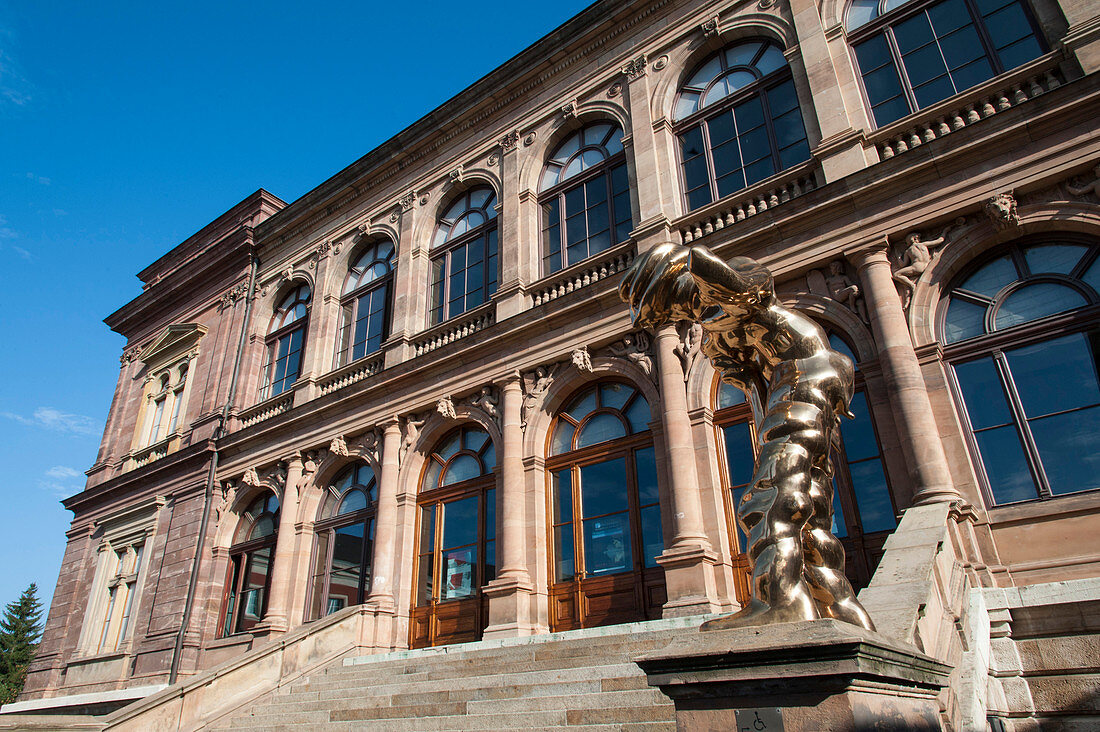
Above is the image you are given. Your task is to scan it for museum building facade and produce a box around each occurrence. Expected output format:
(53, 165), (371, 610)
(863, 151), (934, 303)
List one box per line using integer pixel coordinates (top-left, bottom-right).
(15, 0), (1100, 726)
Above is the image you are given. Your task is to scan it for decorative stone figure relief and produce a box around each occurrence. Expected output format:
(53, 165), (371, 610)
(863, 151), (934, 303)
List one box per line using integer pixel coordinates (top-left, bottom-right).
(521, 364), (560, 431)
(1067, 163), (1100, 199)
(298, 451), (319, 491)
(984, 192), (1020, 230)
(606, 331), (654, 378)
(674, 321), (703, 381)
(399, 415), (426, 464)
(355, 428), (382, 465)
(891, 220), (963, 303)
(241, 467), (261, 487)
(215, 481), (236, 529)
(468, 387), (499, 421)
(807, 260), (868, 322)
(571, 347), (593, 373)
(621, 242), (875, 632)
(329, 435), (349, 457)
(436, 397), (457, 421)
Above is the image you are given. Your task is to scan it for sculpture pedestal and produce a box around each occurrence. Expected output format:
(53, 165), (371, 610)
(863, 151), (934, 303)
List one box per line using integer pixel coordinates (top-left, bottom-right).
(635, 619), (950, 731)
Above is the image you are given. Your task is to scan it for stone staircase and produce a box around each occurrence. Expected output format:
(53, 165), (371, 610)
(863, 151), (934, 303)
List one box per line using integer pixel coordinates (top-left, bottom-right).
(211, 616), (706, 731)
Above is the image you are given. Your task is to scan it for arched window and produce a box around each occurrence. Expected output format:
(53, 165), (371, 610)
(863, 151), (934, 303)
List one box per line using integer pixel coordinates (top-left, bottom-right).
(412, 425), (496, 648)
(307, 463), (378, 619)
(846, 0), (1045, 128)
(674, 40), (811, 212)
(547, 381), (665, 631)
(940, 237), (1100, 505)
(430, 188), (499, 325)
(221, 492), (280, 636)
(539, 123), (632, 274)
(260, 284), (311, 400)
(714, 332), (894, 592)
(335, 241), (395, 368)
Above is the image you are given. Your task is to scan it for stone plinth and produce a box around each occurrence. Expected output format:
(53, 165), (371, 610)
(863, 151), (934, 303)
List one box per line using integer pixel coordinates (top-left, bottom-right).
(636, 619), (951, 731)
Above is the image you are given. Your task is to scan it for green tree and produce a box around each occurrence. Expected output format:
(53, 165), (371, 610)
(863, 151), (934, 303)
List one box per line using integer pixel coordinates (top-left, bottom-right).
(0, 584), (44, 705)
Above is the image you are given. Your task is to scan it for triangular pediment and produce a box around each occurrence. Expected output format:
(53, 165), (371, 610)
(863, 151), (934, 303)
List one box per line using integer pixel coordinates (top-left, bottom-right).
(140, 323), (207, 369)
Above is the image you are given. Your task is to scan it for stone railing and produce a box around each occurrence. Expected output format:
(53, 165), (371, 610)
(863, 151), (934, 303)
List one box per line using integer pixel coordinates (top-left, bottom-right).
(412, 305), (495, 357)
(318, 353), (385, 396)
(530, 242), (636, 307)
(238, 393), (294, 429)
(868, 52), (1066, 161)
(131, 439), (170, 469)
(675, 161), (819, 245)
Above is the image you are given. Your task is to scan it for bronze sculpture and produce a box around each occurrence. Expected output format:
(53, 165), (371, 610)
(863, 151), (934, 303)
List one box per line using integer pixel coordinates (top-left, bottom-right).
(620, 243), (875, 631)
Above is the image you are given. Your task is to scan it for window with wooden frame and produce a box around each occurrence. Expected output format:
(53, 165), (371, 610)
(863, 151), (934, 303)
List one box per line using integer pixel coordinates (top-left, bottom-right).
(260, 284), (310, 401)
(940, 236), (1100, 505)
(846, 0), (1045, 128)
(221, 492), (279, 636)
(547, 381), (665, 631)
(674, 40), (811, 212)
(429, 188), (499, 325)
(96, 543), (145, 654)
(713, 332), (895, 592)
(411, 425), (496, 648)
(334, 240), (395, 368)
(538, 123), (632, 275)
(307, 463), (378, 620)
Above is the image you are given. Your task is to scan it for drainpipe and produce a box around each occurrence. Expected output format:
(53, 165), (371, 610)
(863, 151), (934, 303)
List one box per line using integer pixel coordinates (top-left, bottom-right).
(169, 235), (259, 685)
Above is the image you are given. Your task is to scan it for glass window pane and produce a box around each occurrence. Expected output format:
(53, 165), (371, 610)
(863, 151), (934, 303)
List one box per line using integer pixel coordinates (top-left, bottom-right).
(961, 256), (1018, 297)
(1006, 333), (1100, 417)
(441, 496), (478, 549)
(755, 44), (786, 76)
(566, 388), (598, 422)
(894, 12), (936, 54)
(849, 460), (895, 533)
(994, 283), (1087, 330)
(551, 421), (575, 456)
(640, 505), (664, 568)
(600, 382), (632, 411)
(718, 382), (747, 408)
(944, 298), (988, 343)
(554, 525), (575, 581)
(580, 457), (629, 518)
(840, 392), (880, 462)
(583, 513), (631, 576)
(625, 396), (651, 433)
(975, 426), (1037, 503)
(954, 357), (1013, 429)
(1024, 244), (1088, 275)
(328, 523), (365, 610)
(576, 413), (627, 449)
(437, 432), (461, 461)
(1030, 406), (1100, 496)
(441, 547), (477, 600)
(249, 515), (275, 540)
(553, 469), (573, 524)
(722, 422), (755, 487)
(442, 454), (482, 486)
(338, 489), (367, 515)
(634, 446), (659, 505)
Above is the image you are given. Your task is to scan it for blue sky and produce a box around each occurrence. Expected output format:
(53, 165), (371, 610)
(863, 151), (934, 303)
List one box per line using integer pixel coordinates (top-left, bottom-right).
(0, 1), (594, 612)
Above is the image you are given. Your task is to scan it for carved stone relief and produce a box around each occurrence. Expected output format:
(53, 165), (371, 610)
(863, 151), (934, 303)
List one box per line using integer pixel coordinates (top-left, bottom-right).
(1066, 162), (1100, 200)
(674, 321), (703, 382)
(605, 330), (655, 379)
(571, 346), (593, 373)
(807, 260), (868, 323)
(436, 396), (458, 420)
(984, 192), (1020, 230)
(891, 218), (965, 306)
(329, 435), (349, 457)
(399, 414), (427, 465)
(521, 363), (561, 431)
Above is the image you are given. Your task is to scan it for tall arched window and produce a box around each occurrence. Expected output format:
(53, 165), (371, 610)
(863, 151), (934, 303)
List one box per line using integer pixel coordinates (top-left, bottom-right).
(412, 425), (496, 648)
(674, 40), (811, 212)
(221, 492), (279, 636)
(307, 463), (378, 620)
(547, 381), (665, 631)
(430, 188), (499, 325)
(335, 241), (395, 368)
(714, 332), (894, 591)
(539, 123), (632, 274)
(846, 0), (1045, 128)
(260, 284), (311, 400)
(940, 237), (1100, 505)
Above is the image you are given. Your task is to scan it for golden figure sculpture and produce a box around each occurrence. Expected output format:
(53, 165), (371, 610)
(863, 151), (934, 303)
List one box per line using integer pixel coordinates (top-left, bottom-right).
(620, 243), (876, 631)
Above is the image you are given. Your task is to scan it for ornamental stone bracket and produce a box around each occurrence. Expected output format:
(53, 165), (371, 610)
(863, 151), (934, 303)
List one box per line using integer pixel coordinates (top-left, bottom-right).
(621, 53), (647, 79)
(983, 191), (1020, 230)
(219, 281), (249, 310)
(603, 330), (656, 382)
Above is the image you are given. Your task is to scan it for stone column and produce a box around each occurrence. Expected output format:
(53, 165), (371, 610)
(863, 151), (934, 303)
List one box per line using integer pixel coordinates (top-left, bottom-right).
(786, 0), (870, 180)
(653, 324), (722, 616)
(366, 419), (403, 611)
(621, 56), (675, 251)
(495, 133), (528, 321)
(484, 374), (537, 638)
(385, 197), (421, 367)
(262, 453), (303, 632)
(850, 243), (959, 505)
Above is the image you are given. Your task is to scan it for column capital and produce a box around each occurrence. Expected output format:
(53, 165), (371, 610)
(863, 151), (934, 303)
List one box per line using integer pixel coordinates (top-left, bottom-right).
(282, 451), (304, 470)
(495, 370), (523, 390)
(846, 236), (891, 270)
(381, 416), (402, 433)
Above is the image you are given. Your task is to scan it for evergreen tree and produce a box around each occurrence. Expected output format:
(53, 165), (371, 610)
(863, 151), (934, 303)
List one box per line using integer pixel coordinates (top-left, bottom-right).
(0, 584), (44, 705)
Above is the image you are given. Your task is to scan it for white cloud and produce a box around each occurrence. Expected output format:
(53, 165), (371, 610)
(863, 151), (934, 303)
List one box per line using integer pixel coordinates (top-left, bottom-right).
(0, 214), (15, 240)
(0, 47), (32, 109)
(25, 172), (49, 185)
(39, 465), (84, 497)
(10, 244), (30, 260)
(2, 407), (98, 435)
